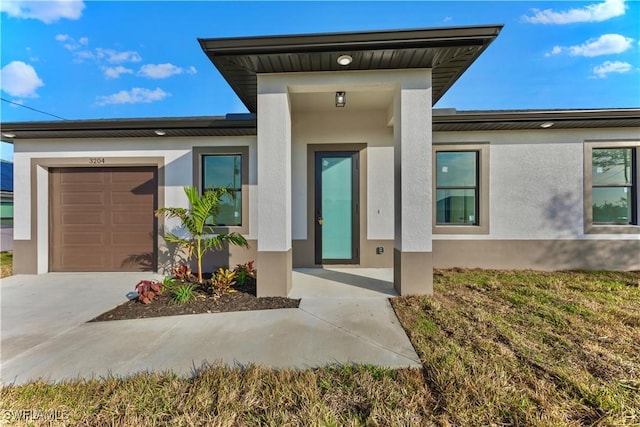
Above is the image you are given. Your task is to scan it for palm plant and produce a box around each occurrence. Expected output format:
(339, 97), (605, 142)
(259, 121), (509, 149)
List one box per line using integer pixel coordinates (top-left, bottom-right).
(156, 186), (248, 283)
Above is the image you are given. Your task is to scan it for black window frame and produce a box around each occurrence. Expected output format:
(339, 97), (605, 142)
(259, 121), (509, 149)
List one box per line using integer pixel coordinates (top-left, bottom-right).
(201, 152), (243, 228)
(591, 147), (637, 225)
(435, 150), (480, 226)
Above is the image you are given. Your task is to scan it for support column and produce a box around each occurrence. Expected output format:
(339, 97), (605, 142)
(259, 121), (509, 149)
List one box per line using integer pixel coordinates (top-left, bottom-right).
(256, 75), (292, 297)
(393, 72), (434, 295)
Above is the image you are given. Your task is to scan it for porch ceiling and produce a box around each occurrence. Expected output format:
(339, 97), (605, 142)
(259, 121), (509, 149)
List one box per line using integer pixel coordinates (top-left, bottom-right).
(199, 25), (503, 112)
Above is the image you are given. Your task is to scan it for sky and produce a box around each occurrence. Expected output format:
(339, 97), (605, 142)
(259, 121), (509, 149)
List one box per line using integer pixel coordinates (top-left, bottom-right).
(1, 0), (639, 161)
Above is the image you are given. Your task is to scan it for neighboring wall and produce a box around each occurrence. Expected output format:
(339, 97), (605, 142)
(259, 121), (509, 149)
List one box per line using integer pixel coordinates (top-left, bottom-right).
(433, 127), (640, 270)
(12, 136), (257, 274)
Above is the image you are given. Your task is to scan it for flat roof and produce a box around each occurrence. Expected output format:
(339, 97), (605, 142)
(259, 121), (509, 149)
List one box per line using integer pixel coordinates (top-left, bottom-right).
(2, 109), (638, 141)
(199, 25), (503, 112)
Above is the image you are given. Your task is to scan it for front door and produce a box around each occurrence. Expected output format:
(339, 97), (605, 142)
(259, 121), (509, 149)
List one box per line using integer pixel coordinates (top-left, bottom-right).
(314, 151), (359, 264)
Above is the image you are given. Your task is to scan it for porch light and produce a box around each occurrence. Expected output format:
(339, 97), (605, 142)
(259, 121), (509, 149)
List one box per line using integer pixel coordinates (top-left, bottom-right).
(337, 55), (353, 66)
(335, 91), (346, 107)
(1, 132), (16, 138)
(154, 130), (167, 136)
(540, 122), (554, 128)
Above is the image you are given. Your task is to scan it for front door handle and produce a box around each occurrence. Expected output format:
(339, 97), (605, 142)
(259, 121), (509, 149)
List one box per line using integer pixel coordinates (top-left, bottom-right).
(317, 217), (323, 225)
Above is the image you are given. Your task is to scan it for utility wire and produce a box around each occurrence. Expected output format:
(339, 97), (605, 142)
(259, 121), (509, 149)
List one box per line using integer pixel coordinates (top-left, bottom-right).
(1, 97), (67, 120)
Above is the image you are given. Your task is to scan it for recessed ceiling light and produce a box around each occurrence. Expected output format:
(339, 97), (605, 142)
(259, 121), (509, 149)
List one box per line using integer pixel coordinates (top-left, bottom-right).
(1, 132), (16, 138)
(540, 122), (554, 128)
(154, 130), (166, 136)
(337, 55), (352, 66)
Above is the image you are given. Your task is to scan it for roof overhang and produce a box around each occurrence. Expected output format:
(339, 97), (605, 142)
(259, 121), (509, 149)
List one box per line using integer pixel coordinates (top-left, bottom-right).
(198, 25), (503, 112)
(432, 108), (640, 131)
(0, 114), (256, 140)
(2, 109), (638, 141)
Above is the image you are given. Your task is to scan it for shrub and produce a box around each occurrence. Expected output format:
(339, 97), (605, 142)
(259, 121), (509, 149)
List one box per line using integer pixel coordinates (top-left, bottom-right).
(156, 186), (249, 283)
(173, 264), (194, 283)
(135, 280), (162, 304)
(162, 275), (176, 291)
(212, 267), (237, 296)
(234, 261), (256, 285)
(172, 283), (197, 304)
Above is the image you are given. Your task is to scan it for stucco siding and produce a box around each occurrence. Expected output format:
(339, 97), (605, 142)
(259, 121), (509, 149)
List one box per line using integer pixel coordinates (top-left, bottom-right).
(433, 127), (640, 242)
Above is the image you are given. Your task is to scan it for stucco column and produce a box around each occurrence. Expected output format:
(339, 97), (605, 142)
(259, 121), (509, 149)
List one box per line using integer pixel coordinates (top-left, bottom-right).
(256, 75), (292, 297)
(393, 73), (434, 295)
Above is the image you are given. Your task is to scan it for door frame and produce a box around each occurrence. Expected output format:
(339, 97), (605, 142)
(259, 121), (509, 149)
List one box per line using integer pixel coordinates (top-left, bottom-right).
(314, 150), (360, 265)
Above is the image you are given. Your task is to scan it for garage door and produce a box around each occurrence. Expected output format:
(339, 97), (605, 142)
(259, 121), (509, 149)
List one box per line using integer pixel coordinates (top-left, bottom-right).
(50, 167), (157, 272)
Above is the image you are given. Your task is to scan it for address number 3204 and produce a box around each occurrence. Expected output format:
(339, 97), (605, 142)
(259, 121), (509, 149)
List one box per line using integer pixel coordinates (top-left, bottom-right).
(89, 158), (105, 165)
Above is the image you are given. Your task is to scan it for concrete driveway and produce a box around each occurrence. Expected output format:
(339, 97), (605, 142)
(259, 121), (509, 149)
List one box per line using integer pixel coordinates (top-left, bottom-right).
(1, 269), (421, 385)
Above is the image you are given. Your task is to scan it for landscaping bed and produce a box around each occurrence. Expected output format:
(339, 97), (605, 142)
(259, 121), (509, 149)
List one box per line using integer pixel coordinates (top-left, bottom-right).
(90, 277), (300, 322)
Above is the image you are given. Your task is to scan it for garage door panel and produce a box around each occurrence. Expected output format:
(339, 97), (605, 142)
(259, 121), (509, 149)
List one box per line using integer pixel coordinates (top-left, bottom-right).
(62, 232), (106, 245)
(111, 191), (154, 206)
(59, 171), (105, 184)
(51, 167), (157, 272)
(112, 231), (152, 245)
(62, 193), (105, 206)
(62, 212), (106, 226)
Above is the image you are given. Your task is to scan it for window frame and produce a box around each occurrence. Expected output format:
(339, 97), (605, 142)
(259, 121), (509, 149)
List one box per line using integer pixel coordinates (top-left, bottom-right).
(432, 143), (489, 235)
(193, 146), (249, 234)
(584, 141), (640, 234)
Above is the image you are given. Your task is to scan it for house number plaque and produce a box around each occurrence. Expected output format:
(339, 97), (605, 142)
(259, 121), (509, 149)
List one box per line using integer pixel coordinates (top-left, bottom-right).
(89, 158), (105, 165)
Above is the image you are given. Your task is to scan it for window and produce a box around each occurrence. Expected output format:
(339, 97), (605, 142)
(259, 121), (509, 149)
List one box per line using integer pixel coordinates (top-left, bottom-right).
(584, 142), (639, 234)
(592, 147), (636, 225)
(436, 151), (478, 225)
(202, 154), (242, 226)
(433, 144), (489, 234)
(193, 146), (249, 232)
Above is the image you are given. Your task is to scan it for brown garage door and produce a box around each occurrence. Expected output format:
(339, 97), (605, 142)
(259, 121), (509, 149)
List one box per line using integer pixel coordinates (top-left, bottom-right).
(50, 167), (157, 272)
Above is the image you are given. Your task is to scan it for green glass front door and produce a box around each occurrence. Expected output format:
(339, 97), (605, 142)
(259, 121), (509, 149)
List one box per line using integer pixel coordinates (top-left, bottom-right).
(315, 151), (359, 264)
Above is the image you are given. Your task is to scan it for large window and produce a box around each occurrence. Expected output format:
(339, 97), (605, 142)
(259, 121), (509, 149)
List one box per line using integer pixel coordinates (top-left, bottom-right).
(436, 151), (479, 225)
(433, 144), (489, 234)
(591, 147), (636, 225)
(202, 154), (242, 226)
(193, 146), (249, 231)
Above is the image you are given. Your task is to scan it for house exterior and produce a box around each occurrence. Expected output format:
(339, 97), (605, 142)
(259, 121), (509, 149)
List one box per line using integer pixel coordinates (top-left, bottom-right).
(1, 25), (639, 297)
(0, 160), (13, 227)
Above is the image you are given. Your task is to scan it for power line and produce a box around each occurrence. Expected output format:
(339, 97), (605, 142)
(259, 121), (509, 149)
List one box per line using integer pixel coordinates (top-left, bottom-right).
(1, 97), (67, 120)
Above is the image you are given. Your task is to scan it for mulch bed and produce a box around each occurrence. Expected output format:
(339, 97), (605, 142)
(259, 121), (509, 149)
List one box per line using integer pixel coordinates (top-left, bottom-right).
(89, 278), (300, 322)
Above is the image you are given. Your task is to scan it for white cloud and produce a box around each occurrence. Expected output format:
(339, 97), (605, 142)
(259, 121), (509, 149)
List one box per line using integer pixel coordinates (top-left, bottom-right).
(96, 87), (169, 106)
(592, 60), (633, 78)
(547, 34), (634, 57)
(55, 33), (88, 52)
(0, 61), (44, 98)
(56, 35), (142, 64)
(138, 63), (197, 79)
(523, 0), (626, 24)
(0, 0), (85, 24)
(97, 48), (142, 64)
(103, 66), (134, 79)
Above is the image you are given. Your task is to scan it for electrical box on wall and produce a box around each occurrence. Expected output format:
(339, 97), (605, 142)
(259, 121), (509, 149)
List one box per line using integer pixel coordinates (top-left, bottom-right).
(376, 246), (384, 254)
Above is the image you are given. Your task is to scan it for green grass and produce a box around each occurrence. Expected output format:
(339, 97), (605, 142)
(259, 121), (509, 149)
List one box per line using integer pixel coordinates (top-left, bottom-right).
(1, 269), (639, 426)
(0, 251), (12, 278)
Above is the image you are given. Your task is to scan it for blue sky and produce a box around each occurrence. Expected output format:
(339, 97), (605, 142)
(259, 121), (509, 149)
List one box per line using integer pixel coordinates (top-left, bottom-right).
(1, 0), (639, 160)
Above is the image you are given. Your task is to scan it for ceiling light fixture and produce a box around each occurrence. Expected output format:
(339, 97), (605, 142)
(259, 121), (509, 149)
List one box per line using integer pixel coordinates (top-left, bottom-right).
(335, 91), (346, 107)
(540, 122), (554, 128)
(1, 132), (16, 138)
(154, 130), (166, 136)
(337, 55), (352, 66)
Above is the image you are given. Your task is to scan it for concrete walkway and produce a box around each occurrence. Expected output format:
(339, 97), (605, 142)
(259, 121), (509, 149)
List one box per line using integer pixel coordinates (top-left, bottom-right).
(0, 269), (421, 385)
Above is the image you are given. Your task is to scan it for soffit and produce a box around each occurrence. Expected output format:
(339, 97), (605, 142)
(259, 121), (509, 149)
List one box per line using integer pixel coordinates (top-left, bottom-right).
(432, 109), (640, 131)
(199, 25), (503, 112)
(2, 109), (638, 141)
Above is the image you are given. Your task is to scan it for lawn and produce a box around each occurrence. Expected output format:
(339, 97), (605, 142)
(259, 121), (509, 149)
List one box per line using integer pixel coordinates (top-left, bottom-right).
(0, 251), (11, 278)
(1, 269), (638, 426)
